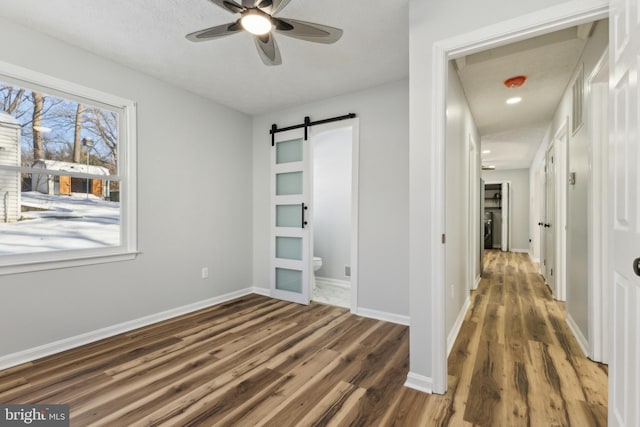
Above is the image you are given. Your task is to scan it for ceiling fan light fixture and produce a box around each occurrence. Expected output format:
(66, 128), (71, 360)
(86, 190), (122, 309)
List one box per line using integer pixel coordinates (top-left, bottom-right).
(240, 10), (272, 36)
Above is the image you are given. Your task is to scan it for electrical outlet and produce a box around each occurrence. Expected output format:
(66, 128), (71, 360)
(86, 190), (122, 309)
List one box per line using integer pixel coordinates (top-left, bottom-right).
(345, 266), (351, 277)
(201, 267), (209, 279)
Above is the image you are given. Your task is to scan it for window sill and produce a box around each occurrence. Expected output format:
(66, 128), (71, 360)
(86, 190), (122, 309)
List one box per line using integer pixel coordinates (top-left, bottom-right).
(0, 251), (140, 276)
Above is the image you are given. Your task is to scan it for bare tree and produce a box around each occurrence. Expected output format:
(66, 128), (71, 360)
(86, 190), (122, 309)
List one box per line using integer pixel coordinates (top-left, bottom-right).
(2, 87), (26, 115)
(31, 92), (44, 161)
(72, 104), (84, 163)
(83, 108), (118, 171)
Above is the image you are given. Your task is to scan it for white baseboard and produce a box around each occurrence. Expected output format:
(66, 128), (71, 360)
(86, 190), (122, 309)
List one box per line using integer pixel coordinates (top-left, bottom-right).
(474, 275), (481, 290)
(315, 277), (350, 289)
(565, 312), (589, 358)
(0, 287), (257, 371)
(252, 286), (270, 296)
(511, 248), (529, 253)
(355, 307), (410, 326)
(447, 295), (471, 356)
(404, 372), (433, 394)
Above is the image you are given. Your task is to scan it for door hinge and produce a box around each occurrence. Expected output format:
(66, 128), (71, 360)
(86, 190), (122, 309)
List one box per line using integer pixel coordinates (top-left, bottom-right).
(551, 268), (553, 276)
(543, 259), (546, 266)
(442, 234), (446, 244)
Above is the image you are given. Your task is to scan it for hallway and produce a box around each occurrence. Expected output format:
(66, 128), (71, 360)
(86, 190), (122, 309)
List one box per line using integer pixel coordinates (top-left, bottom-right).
(433, 250), (608, 425)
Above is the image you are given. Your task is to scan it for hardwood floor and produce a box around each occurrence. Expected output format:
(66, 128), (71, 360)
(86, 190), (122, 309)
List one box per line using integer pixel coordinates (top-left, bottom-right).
(0, 251), (607, 426)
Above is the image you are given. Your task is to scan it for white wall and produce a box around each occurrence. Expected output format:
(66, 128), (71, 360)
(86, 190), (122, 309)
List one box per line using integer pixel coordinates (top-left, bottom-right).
(408, 0), (605, 389)
(253, 79), (409, 317)
(313, 127), (352, 281)
(445, 62), (479, 341)
(0, 17), (253, 359)
(549, 19), (608, 343)
(482, 169), (531, 252)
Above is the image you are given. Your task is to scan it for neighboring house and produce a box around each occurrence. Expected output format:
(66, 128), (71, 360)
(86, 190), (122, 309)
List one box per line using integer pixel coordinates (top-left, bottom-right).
(31, 159), (110, 198)
(0, 111), (20, 223)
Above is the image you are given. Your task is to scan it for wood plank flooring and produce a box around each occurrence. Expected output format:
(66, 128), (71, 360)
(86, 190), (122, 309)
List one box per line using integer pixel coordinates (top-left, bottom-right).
(0, 251), (607, 426)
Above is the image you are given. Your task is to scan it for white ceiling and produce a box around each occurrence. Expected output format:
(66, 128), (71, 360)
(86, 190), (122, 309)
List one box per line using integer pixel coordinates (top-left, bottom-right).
(0, 0), (408, 115)
(456, 25), (595, 170)
(0, 2), (601, 170)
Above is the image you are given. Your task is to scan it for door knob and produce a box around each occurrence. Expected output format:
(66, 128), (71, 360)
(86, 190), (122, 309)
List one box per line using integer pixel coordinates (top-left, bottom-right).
(634, 257), (640, 277)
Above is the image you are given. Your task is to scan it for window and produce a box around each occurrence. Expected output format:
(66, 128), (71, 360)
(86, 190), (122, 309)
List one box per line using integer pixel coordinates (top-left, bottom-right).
(0, 62), (137, 274)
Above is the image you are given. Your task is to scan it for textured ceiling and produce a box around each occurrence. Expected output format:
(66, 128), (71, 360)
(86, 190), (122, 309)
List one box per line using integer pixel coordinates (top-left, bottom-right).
(0, 2), (601, 170)
(456, 25), (595, 170)
(0, 0), (408, 115)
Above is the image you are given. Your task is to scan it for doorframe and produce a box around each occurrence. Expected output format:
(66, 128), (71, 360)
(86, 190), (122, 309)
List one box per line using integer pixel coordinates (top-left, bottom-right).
(484, 180), (511, 251)
(309, 118), (360, 313)
(586, 49), (609, 363)
(468, 134), (480, 291)
(428, 0), (609, 394)
(554, 118), (569, 302)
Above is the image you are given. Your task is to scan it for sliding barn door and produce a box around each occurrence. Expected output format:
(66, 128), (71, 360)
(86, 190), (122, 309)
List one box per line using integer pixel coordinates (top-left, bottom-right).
(609, 0), (640, 424)
(270, 128), (311, 305)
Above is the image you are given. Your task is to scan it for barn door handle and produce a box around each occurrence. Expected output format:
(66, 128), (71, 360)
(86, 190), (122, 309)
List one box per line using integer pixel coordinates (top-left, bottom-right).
(633, 257), (640, 277)
(301, 203), (308, 228)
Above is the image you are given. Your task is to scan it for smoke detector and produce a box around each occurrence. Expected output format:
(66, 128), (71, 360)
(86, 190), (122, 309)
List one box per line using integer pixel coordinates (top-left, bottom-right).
(504, 75), (527, 88)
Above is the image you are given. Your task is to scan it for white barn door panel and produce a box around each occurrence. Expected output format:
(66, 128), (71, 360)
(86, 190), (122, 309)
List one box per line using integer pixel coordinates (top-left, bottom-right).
(270, 128), (311, 305)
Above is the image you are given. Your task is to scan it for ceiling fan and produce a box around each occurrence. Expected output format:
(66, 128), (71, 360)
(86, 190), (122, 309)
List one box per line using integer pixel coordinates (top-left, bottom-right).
(186, 0), (343, 66)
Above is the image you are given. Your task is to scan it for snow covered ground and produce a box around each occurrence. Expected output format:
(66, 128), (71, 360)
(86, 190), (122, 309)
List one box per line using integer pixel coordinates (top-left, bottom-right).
(0, 191), (120, 255)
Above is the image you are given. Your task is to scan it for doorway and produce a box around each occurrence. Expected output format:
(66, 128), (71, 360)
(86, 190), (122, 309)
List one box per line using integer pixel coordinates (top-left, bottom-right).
(425, 4), (609, 396)
(269, 118), (359, 311)
(482, 182), (509, 253)
(310, 126), (353, 308)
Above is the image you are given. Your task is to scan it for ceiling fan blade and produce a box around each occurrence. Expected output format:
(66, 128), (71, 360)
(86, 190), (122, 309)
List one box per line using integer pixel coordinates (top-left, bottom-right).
(186, 22), (242, 42)
(270, 0), (292, 15)
(253, 0), (290, 15)
(254, 33), (282, 66)
(274, 18), (343, 44)
(241, 0), (258, 7)
(208, 0), (245, 14)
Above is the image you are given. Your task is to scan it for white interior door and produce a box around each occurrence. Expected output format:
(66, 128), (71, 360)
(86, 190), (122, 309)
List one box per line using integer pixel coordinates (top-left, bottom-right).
(545, 144), (556, 295)
(480, 179), (485, 276)
(270, 128), (311, 305)
(501, 182), (509, 251)
(609, 0), (640, 424)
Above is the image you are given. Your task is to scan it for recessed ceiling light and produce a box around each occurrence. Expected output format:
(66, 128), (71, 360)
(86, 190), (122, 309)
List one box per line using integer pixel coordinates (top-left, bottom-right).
(482, 149), (491, 154)
(506, 97), (522, 105)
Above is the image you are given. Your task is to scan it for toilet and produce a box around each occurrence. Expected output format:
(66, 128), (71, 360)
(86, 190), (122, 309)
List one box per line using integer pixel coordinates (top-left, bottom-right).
(312, 256), (323, 290)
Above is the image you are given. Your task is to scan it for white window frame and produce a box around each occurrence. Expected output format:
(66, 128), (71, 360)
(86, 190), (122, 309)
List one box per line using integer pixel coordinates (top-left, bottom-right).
(0, 60), (137, 275)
